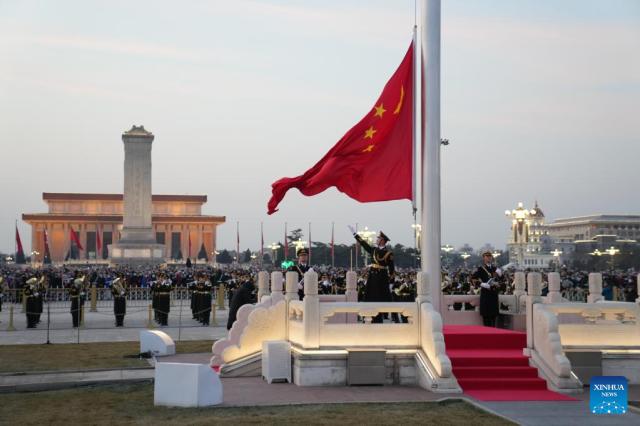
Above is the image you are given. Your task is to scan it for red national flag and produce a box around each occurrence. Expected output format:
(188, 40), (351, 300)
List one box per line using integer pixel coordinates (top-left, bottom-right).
(96, 226), (102, 255)
(15, 226), (24, 256)
(70, 227), (84, 250)
(268, 42), (414, 214)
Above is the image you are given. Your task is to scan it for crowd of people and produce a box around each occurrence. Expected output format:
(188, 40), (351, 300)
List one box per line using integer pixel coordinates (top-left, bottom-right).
(1, 243), (638, 330)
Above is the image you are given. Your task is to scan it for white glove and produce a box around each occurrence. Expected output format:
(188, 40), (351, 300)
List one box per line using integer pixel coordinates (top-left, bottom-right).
(480, 282), (491, 289)
(308, 267), (314, 273)
(496, 268), (503, 277)
(348, 225), (356, 234)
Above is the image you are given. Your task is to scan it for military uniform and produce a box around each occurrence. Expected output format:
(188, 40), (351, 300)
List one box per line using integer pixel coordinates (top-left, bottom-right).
(156, 277), (172, 326)
(353, 230), (394, 323)
(286, 247), (310, 300)
(200, 279), (213, 325)
(69, 277), (84, 328)
(24, 278), (39, 328)
(111, 277), (127, 327)
(472, 252), (502, 327)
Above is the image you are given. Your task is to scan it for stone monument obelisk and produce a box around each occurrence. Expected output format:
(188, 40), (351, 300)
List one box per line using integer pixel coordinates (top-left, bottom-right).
(109, 125), (165, 264)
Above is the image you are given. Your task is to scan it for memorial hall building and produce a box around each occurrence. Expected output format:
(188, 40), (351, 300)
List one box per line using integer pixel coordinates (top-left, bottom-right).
(22, 192), (225, 262)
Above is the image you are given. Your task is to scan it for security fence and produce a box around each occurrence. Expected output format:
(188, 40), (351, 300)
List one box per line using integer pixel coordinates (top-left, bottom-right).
(0, 286), (230, 344)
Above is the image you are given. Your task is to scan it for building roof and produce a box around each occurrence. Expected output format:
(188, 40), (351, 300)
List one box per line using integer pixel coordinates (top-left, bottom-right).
(42, 193), (207, 203)
(548, 214), (640, 227)
(22, 213), (225, 224)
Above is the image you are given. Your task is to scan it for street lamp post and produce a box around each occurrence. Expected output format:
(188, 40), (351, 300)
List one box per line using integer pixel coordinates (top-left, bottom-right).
(604, 246), (620, 270)
(460, 252), (471, 269)
(505, 202), (536, 269)
(269, 243), (280, 264)
(551, 248), (563, 271)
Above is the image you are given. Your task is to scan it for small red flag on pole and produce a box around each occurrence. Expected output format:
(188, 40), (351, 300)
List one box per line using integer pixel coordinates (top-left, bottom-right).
(236, 222), (240, 264)
(96, 225), (102, 257)
(70, 227), (84, 250)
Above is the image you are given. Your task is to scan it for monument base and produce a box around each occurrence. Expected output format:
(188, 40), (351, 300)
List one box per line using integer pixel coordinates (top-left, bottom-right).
(108, 242), (166, 265)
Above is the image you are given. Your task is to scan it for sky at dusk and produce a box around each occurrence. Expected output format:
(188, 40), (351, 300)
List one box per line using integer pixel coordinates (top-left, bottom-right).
(1, 0), (639, 254)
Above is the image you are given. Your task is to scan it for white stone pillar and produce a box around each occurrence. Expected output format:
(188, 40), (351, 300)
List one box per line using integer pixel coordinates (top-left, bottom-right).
(513, 272), (526, 313)
(302, 270), (320, 348)
(587, 273), (603, 303)
(345, 271), (358, 323)
(285, 271), (298, 302)
(416, 271), (431, 304)
(271, 272), (284, 304)
(546, 272), (562, 304)
(122, 127), (153, 234)
(525, 272), (542, 356)
(257, 271), (270, 303)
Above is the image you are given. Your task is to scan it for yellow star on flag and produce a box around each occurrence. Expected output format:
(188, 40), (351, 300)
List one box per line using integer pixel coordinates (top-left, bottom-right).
(362, 144), (375, 153)
(364, 126), (377, 139)
(374, 103), (386, 118)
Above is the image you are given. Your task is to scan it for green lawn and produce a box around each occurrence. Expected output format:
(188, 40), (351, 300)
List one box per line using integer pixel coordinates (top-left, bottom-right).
(0, 340), (213, 373)
(0, 383), (513, 426)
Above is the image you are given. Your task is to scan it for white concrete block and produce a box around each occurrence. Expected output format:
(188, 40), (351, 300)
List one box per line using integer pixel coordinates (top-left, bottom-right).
(140, 330), (175, 356)
(262, 340), (291, 383)
(154, 362), (223, 407)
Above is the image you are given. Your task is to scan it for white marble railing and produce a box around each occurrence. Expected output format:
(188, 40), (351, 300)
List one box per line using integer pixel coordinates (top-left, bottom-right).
(541, 302), (640, 347)
(525, 272), (640, 393)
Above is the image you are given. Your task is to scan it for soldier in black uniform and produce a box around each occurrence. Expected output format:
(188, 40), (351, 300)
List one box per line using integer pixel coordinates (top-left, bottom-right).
(286, 247), (310, 300)
(200, 277), (213, 325)
(189, 277), (198, 319)
(24, 277), (39, 328)
(156, 274), (172, 326)
(471, 251), (503, 327)
(350, 227), (394, 323)
(111, 277), (127, 327)
(69, 277), (85, 328)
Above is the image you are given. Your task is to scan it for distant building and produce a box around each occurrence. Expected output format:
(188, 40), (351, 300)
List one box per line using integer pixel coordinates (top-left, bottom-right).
(23, 192), (225, 263)
(505, 206), (639, 269)
(546, 215), (640, 242)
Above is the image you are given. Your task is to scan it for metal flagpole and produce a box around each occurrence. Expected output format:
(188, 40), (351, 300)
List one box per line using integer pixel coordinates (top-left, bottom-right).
(308, 222), (311, 264)
(331, 222), (335, 267)
(420, 0), (442, 312)
(412, 24), (418, 218)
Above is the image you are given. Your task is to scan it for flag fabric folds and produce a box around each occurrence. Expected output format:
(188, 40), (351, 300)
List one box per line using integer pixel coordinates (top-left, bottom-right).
(15, 226), (26, 264)
(267, 42), (414, 214)
(96, 226), (102, 257)
(70, 227), (84, 251)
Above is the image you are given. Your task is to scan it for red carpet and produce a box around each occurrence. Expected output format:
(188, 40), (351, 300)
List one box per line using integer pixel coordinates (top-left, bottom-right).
(444, 325), (576, 401)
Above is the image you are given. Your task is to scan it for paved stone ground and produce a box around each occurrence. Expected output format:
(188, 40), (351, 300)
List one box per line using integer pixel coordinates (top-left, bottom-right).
(0, 301), (228, 344)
